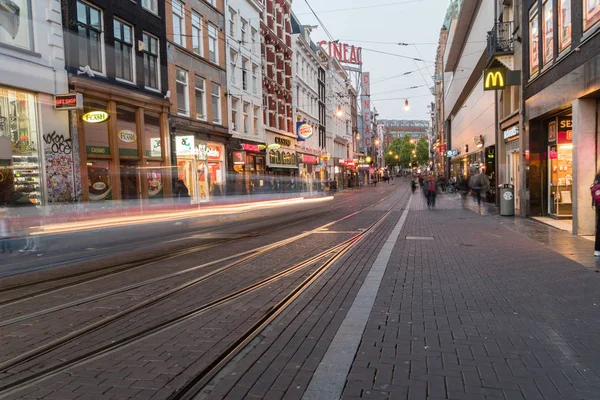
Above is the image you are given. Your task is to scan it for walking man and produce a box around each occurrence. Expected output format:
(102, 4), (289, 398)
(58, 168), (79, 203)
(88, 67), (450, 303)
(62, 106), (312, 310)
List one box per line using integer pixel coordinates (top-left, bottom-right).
(470, 170), (490, 205)
(426, 176), (438, 209)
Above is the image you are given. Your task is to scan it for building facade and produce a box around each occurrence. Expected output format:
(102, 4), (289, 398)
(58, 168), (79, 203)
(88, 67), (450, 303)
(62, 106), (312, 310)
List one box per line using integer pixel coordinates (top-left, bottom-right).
(225, 0), (266, 195)
(0, 0), (70, 207)
(291, 12), (321, 193)
(261, 0), (296, 185)
(62, 0), (172, 204)
(523, 0), (600, 234)
(166, 0), (229, 203)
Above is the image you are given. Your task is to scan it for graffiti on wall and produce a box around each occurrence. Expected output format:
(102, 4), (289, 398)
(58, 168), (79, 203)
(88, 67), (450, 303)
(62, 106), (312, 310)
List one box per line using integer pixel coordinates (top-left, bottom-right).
(43, 131), (75, 203)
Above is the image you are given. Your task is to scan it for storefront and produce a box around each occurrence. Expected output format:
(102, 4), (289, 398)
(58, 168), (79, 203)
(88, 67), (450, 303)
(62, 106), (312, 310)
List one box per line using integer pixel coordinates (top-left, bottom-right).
(229, 142), (267, 195)
(266, 132), (298, 191)
(298, 153), (319, 193)
(502, 124), (521, 212)
(547, 116), (573, 219)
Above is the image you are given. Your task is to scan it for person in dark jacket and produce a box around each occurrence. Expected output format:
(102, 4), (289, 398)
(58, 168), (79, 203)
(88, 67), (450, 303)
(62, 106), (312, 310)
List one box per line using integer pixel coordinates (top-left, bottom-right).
(174, 179), (190, 204)
(426, 175), (438, 209)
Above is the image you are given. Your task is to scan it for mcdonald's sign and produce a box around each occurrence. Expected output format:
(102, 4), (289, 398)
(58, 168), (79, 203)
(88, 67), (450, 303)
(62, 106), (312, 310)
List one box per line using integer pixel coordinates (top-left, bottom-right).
(483, 67), (506, 91)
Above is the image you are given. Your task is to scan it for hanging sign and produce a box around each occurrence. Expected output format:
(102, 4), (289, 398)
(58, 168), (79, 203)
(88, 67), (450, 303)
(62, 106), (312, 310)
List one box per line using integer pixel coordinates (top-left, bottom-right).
(296, 122), (314, 141)
(504, 126), (519, 140)
(82, 111), (109, 123)
(176, 135), (195, 155)
(232, 151), (246, 165)
(54, 93), (82, 110)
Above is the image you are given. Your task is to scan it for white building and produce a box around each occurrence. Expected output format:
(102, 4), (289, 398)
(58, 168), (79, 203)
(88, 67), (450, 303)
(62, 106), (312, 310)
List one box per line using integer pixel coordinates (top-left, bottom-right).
(0, 0), (71, 206)
(225, 0), (265, 193)
(291, 12), (321, 191)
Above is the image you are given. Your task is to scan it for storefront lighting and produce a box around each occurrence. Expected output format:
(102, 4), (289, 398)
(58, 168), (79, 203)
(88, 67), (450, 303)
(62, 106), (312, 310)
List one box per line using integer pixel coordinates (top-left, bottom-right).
(268, 143), (281, 149)
(559, 144), (573, 149)
(258, 144), (267, 150)
(82, 111), (110, 123)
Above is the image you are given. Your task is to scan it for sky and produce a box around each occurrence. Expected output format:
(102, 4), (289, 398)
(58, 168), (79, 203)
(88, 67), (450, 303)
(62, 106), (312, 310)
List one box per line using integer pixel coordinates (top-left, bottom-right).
(291, 0), (450, 121)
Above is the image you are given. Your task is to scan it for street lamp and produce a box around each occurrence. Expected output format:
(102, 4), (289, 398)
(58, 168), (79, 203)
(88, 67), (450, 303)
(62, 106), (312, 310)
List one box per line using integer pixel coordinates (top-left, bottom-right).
(336, 106), (343, 117)
(404, 99), (410, 111)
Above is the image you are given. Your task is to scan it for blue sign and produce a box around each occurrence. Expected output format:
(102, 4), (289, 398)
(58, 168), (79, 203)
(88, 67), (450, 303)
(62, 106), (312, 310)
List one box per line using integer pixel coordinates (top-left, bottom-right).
(296, 122), (313, 141)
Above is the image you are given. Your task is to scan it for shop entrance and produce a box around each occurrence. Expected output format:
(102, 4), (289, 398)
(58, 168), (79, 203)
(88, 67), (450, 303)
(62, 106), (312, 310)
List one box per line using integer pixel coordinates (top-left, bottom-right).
(120, 161), (139, 201)
(507, 150), (520, 211)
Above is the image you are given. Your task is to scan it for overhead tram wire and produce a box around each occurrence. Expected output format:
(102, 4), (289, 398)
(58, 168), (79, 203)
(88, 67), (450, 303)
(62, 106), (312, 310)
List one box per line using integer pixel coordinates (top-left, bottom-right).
(295, 0), (427, 15)
(303, 0), (336, 42)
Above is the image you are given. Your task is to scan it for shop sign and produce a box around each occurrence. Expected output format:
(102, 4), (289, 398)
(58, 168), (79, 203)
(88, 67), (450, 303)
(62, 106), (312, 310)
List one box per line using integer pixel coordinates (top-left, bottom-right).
(558, 117), (572, 143)
(504, 126), (519, 140)
(86, 145), (110, 155)
(301, 154), (318, 164)
(197, 142), (208, 161)
(233, 151), (245, 165)
(296, 122), (314, 141)
(242, 143), (261, 152)
(92, 182), (107, 191)
(54, 93), (82, 110)
(176, 135), (195, 155)
(318, 41), (362, 65)
(474, 135), (484, 148)
(548, 120), (557, 142)
(268, 149), (297, 167)
(150, 138), (162, 157)
(207, 146), (221, 161)
(82, 111), (110, 123)
(275, 136), (292, 147)
(446, 149), (458, 157)
(484, 68), (506, 90)
(118, 130), (137, 143)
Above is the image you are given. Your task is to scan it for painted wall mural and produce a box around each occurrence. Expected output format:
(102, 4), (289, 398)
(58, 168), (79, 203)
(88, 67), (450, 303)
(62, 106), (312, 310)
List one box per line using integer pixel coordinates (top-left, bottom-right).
(43, 131), (75, 203)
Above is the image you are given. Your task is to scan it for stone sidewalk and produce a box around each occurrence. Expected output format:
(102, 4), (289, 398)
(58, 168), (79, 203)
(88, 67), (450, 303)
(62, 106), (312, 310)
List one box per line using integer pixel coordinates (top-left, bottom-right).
(337, 192), (600, 400)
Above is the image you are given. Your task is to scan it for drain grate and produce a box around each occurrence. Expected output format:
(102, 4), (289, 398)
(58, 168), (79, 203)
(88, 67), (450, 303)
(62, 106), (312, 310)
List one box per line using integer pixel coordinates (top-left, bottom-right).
(406, 236), (434, 240)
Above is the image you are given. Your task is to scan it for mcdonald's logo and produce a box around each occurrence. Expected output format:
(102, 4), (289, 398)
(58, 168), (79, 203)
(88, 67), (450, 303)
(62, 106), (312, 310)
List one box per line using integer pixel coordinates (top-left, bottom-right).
(483, 68), (506, 90)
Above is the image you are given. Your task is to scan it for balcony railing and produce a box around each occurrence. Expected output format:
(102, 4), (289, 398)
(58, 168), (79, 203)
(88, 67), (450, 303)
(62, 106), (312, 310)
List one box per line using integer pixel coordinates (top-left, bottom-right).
(486, 21), (514, 62)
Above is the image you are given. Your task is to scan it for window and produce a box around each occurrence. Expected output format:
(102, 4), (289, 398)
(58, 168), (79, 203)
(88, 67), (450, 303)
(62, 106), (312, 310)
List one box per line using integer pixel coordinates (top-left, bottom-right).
(208, 24), (218, 63)
(251, 28), (258, 52)
(77, 1), (104, 73)
(142, 0), (158, 14)
(0, 0), (33, 50)
(206, 0), (215, 5)
(243, 102), (250, 133)
(242, 58), (248, 91)
(143, 33), (160, 90)
(543, 0), (554, 65)
(114, 19), (134, 82)
(558, 0), (571, 51)
(584, 0), (600, 31)
(253, 105), (260, 135)
(241, 19), (248, 43)
(176, 68), (189, 116)
(529, 6), (539, 75)
(229, 8), (236, 37)
(231, 97), (239, 130)
(211, 83), (221, 124)
(192, 12), (203, 56)
(230, 50), (237, 85)
(195, 76), (206, 120)
(172, 0), (185, 46)
(252, 64), (258, 94)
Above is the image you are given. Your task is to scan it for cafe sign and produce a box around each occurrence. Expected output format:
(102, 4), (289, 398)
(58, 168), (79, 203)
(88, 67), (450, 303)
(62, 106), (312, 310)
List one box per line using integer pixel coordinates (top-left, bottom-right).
(82, 111), (110, 123)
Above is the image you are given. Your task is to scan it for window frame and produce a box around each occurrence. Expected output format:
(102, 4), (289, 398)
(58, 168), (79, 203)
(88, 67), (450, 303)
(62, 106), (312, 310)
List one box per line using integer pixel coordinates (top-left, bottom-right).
(192, 11), (204, 56)
(529, 5), (540, 76)
(76, 0), (106, 75)
(142, 32), (160, 91)
(208, 23), (219, 64)
(141, 0), (158, 15)
(241, 18), (248, 44)
(211, 82), (222, 124)
(251, 27), (258, 52)
(542, 0), (554, 66)
(558, 0), (571, 52)
(172, 0), (185, 47)
(253, 105), (260, 135)
(113, 18), (135, 84)
(242, 58), (248, 91)
(194, 75), (207, 120)
(229, 8), (237, 37)
(176, 68), (189, 117)
(231, 96), (239, 131)
(230, 50), (237, 85)
(252, 64), (258, 95)
(584, 0), (600, 32)
(243, 101), (250, 134)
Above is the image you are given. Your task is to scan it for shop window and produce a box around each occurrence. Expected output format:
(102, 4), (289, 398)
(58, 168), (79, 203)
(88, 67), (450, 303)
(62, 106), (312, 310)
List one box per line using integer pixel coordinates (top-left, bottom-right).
(211, 83), (221, 124)
(584, 0), (600, 31)
(529, 5), (539, 75)
(77, 0), (104, 74)
(542, 0), (554, 65)
(176, 68), (189, 117)
(142, 0), (158, 15)
(195, 76), (206, 120)
(114, 19), (135, 83)
(172, 0), (185, 47)
(192, 12), (203, 56)
(0, 0), (33, 51)
(208, 24), (218, 63)
(83, 99), (110, 156)
(558, 0), (571, 51)
(144, 112), (162, 158)
(116, 104), (138, 157)
(142, 33), (160, 90)
(87, 160), (112, 201)
(0, 88), (41, 204)
(146, 161), (163, 200)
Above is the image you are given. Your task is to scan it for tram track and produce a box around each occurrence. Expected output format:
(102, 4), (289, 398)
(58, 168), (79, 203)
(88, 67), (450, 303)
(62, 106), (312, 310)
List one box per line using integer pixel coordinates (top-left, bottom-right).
(0, 188), (408, 398)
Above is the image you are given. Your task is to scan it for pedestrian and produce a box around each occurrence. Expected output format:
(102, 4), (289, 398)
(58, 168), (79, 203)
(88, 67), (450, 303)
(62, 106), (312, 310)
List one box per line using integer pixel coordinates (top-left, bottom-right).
(9, 192), (40, 253)
(173, 179), (190, 204)
(0, 206), (12, 254)
(591, 172), (600, 256)
(458, 176), (469, 204)
(426, 176), (438, 209)
(470, 170), (490, 205)
(410, 179), (416, 194)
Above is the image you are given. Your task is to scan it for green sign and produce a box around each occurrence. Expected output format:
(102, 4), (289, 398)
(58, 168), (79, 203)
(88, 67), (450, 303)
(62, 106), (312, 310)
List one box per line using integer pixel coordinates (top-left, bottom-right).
(87, 146), (110, 155)
(119, 148), (138, 157)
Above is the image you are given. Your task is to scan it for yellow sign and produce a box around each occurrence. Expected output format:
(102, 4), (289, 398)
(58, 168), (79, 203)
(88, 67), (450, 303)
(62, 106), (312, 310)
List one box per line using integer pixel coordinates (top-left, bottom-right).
(483, 68), (506, 90)
(82, 111), (110, 123)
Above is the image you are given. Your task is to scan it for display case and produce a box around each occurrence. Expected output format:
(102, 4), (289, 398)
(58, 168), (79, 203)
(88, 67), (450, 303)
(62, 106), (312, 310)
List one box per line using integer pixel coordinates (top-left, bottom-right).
(548, 144), (573, 217)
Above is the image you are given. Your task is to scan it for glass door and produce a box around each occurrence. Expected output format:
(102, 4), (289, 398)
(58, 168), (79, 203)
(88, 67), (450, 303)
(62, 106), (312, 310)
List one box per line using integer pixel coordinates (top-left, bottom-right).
(548, 144), (573, 217)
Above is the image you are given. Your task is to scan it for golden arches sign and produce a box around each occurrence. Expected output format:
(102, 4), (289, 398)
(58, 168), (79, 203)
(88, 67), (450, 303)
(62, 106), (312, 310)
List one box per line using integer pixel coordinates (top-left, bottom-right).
(483, 68), (506, 91)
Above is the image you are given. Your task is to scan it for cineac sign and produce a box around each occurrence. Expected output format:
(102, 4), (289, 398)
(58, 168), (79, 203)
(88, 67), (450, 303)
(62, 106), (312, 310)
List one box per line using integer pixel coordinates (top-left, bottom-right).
(318, 41), (362, 65)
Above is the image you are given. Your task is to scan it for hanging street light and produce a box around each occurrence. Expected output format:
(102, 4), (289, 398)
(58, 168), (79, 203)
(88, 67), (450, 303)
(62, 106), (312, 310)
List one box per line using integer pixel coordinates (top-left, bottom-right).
(336, 106), (343, 117)
(404, 99), (410, 111)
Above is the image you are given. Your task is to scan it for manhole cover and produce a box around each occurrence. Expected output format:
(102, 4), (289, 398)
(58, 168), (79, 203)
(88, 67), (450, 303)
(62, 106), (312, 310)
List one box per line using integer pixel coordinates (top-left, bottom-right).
(406, 236), (434, 240)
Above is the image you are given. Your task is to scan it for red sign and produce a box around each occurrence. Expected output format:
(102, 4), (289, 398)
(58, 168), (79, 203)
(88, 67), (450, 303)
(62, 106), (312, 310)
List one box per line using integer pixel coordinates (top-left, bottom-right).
(242, 143), (261, 152)
(301, 154), (318, 164)
(207, 146), (221, 161)
(438, 145), (447, 154)
(557, 117), (572, 144)
(54, 93), (81, 110)
(318, 41), (362, 65)
(232, 151), (245, 165)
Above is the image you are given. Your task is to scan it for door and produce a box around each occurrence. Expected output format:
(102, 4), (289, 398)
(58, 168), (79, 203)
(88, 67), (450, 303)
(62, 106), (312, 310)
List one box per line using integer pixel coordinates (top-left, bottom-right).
(511, 151), (520, 211)
(120, 161), (139, 201)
